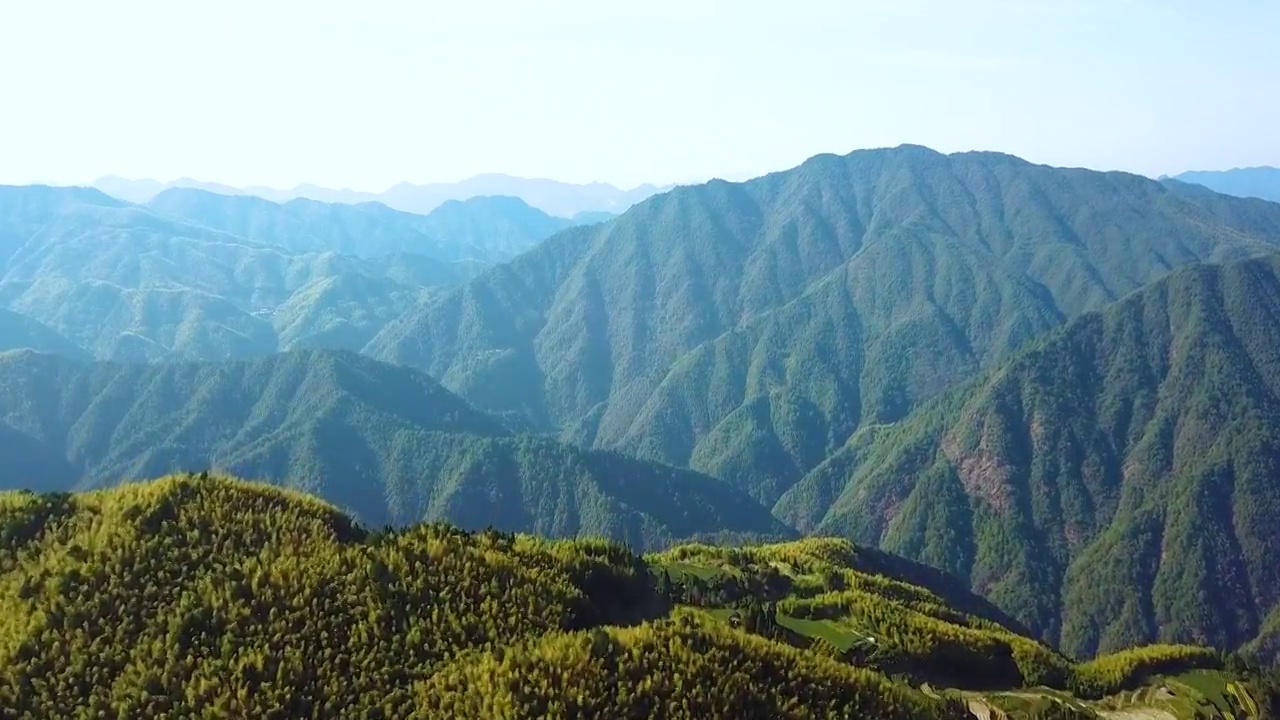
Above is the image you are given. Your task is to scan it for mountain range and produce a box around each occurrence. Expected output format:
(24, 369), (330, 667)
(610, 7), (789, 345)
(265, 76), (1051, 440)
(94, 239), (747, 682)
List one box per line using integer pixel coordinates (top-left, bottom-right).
(367, 146), (1280, 507)
(0, 185), (578, 361)
(355, 145), (1280, 658)
(0, 348), (788, 549)
(1173, 167), (1280, 204)
(5, 144), (1280, 672)
(90, 173), (670, 218)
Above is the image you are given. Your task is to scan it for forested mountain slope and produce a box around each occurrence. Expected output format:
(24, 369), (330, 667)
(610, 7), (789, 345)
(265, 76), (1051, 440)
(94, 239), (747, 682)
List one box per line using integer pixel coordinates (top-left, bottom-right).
(0, 349), (787, 548)
(367, 145), (1280, 504)
(776, 253), (1280, 659)
(3, 477), (1268, 719)
(0, 308), (88, 359)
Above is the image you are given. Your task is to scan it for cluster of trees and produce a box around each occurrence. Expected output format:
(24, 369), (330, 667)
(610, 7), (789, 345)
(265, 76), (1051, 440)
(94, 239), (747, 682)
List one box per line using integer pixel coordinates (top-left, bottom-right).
(417, 611), (973, 720)
(0, 476), (653, 718)
(1069, 645), (1223, 699)
(1, 476), (1268, 719)
(650, 539), (1071, 689)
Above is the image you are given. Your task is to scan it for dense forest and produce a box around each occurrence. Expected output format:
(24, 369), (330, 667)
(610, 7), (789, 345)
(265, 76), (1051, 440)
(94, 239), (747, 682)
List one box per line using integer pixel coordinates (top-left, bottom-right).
(0, 476), (1275, 719)
(367, 146), (1280, 506)
(778, 254), (1280, 658)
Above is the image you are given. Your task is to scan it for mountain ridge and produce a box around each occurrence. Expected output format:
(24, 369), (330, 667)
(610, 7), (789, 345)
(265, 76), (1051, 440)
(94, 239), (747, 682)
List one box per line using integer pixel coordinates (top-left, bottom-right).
(0, 348), (790, 549)
(90, 172), (673, 217)
(1172, 167), (1280, 204)
(0, 183), (588, 362)
(775, 252), (1280, 658)
(365, 144), (1280, 508)
(148, 187), (570, 262)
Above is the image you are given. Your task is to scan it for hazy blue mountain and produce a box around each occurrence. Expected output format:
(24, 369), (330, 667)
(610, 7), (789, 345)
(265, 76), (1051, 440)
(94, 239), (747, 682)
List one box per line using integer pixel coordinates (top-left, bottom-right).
(376, 174), (671, 217)
(366, 145), (1280, 508)
(407, 195), (573, 260)
(0, 348), (791, 547)
(87, 175), (168, 204)
(571, 210), (619, 225)
(0, 185), (441, 360)
(1171, 167), (1280, 203)
(92, 173), (672, 217)
(149, 188), (565, 263)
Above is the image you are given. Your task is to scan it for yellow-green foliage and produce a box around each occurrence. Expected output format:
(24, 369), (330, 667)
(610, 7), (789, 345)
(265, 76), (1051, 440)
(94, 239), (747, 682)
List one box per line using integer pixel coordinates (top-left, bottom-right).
(418, 610), (972, 720)
(1071, 645), (1223, 699)
(0, 475), (649, 719)
(652, 538), (1071, 688)
(0, 478), (1239, 718)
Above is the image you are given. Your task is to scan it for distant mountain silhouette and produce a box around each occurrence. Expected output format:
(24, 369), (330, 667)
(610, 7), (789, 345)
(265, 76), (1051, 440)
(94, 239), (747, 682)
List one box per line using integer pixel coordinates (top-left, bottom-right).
(1171, 166), (1280, 203)
(0, 184), (573, 361)
(90, 173), (673, 218)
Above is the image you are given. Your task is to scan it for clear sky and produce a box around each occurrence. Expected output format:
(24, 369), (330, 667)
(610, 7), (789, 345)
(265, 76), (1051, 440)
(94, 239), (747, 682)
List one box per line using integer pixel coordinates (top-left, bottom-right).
(1, 0), (1276, 190)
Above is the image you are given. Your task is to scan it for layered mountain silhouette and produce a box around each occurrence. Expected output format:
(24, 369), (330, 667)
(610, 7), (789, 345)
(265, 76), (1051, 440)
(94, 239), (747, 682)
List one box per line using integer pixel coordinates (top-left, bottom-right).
(91, 173), (671, 218)
(0, 348), (789, 549)
(10, 144), (1280, 667)
(148, 188), (573, 262)
(1172, 166), (1280, 203)
(0, 185), (577, 361)
(367, 145), (1280, 508)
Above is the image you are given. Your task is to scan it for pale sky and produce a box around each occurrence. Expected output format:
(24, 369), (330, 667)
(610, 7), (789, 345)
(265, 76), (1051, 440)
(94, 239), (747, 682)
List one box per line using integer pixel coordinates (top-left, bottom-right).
(1, 0), (1276, 190)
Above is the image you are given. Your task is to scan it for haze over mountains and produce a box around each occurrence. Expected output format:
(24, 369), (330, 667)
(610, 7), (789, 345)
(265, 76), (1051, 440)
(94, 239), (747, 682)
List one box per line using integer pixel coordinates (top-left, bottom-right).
(0, 184), (581, 360)
(4, 143), (1280, 674)
(1173, 167), (1280, 204)
(91, 173), (672, 219)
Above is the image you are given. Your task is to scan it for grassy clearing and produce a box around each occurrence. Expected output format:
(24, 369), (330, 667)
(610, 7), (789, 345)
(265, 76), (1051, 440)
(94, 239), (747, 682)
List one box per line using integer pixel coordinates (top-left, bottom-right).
(657, 560), (731, 581)
(776, 614), (864, 651)
(1169, 670), (1232, 712)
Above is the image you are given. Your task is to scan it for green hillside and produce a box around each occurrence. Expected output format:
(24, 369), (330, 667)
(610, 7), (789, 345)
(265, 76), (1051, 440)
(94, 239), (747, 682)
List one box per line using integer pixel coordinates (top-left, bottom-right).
(777, 253), (1280, 659)
(366, 146), (1280, 506)
(0, 349), (787, 549)
(3, 477), (1271, 719)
